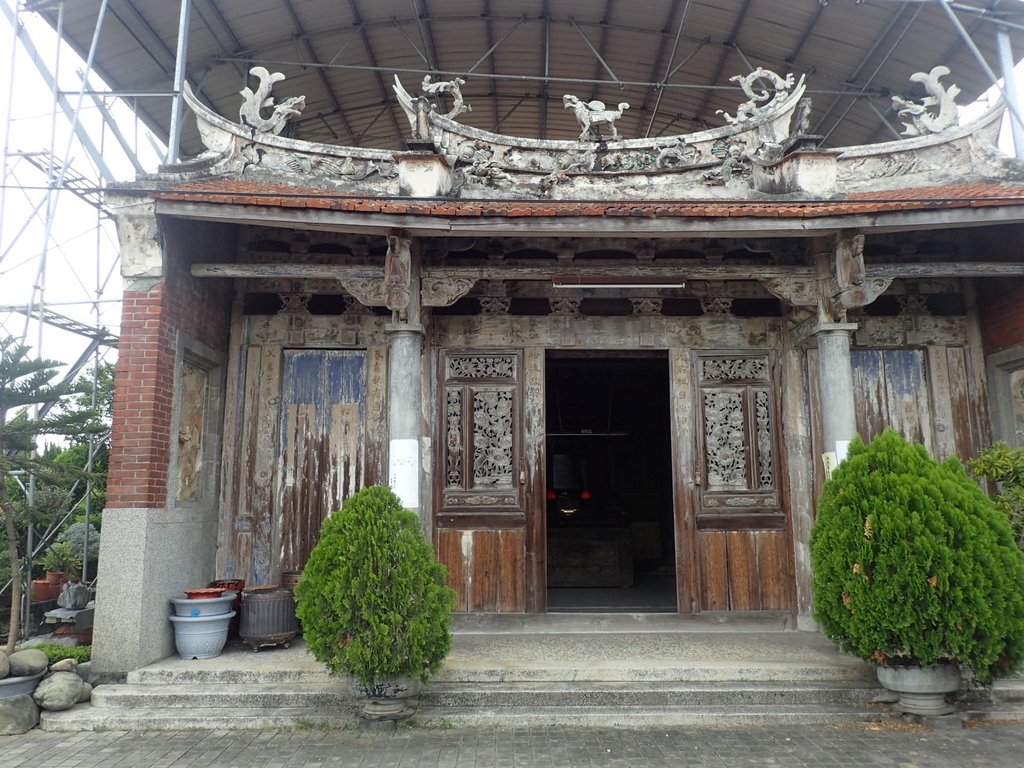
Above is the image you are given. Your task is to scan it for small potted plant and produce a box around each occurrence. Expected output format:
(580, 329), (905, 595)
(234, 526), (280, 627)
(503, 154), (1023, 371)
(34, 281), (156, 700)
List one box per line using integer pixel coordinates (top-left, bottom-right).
(40, 542), (81, 584)
(811, 429), (1024, 716)
(294, 485), (456, 721)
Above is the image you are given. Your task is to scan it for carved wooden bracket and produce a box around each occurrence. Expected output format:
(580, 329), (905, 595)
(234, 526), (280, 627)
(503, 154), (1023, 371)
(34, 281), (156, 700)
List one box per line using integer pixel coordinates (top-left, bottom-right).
(340, 278), (386, 307)
(835, 276), (893, 310)
(385, 235), (412, 318)
(835, 230), (866, 291)
(762, 277), (818, 306)
(421, 276), (478, 307)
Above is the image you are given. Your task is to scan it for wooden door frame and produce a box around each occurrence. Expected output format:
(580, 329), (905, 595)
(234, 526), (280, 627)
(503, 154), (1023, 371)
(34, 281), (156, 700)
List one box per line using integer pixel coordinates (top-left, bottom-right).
(669, 346), (700, 614)
(539, 349), (688, 614)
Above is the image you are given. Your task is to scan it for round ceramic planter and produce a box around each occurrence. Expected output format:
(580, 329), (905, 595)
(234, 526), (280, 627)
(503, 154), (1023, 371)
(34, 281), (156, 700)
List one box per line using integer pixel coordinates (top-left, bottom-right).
(0, 671), (44, 699)
(170, 594), (235, 617)
(168, 610), (236, 659)
(356, 676), (423, 721)
(876, 663), (961, 716)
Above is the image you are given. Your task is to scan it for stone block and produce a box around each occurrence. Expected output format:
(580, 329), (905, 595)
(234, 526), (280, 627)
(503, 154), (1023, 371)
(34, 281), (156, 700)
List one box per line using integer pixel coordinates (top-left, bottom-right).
(0, 694), (39, 735)
(8, 649), (48, 677)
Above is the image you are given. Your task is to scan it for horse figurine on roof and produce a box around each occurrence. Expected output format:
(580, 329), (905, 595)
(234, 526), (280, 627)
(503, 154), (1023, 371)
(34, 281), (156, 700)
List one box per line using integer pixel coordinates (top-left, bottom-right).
(563, 95), (629, 142)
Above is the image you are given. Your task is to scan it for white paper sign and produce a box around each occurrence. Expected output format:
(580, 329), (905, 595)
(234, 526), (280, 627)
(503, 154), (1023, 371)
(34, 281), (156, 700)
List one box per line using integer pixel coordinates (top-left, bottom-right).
(389, 438), (420, 508)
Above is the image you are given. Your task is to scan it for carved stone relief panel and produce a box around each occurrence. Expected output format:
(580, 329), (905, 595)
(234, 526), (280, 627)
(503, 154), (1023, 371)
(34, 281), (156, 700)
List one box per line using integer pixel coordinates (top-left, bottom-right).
(696, 352), (781, 522)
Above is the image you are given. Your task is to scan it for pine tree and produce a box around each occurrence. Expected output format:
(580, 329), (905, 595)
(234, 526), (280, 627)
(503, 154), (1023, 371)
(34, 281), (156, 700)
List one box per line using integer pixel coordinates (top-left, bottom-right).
(1, 337), (101, 657)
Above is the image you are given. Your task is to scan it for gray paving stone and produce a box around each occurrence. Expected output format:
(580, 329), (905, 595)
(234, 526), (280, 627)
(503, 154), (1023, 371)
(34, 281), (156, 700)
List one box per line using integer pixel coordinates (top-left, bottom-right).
(2, 722), (1023, 767)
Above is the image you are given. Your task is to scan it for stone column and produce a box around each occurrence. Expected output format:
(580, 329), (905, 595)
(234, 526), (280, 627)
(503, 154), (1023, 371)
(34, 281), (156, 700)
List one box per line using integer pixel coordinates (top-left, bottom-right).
(813, 322), (859, 459)
(387, 326), (425, 516)
(383, 234), (426, 521)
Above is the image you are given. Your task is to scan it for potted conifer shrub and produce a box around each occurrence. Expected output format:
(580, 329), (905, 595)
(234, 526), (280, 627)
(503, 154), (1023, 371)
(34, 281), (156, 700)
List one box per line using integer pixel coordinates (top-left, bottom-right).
(811, 429), (1024, 716)
(294, 485), (455, 722)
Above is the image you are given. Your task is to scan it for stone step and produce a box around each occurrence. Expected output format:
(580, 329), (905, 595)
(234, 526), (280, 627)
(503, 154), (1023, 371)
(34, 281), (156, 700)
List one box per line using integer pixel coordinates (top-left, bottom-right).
(128, 666), (335, 686)
(40, 706), (356, 733)
(91, 682), (355, 710)
(411, 703), (890, 729)
(431, 661), (874, 684)
(86, 679), (888, 712)
(421, 680), (890, 708)
(128, 661), (873, 686)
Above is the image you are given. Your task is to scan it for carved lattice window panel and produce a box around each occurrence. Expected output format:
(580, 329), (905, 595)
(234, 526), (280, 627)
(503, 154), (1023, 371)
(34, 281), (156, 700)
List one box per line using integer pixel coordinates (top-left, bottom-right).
(441, 352), (523, 511)
(696, 353), (780, 524)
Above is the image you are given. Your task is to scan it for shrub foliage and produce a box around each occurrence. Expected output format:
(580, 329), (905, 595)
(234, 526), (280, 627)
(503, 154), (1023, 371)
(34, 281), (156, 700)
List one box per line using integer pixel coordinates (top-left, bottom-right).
(25, 643), (92, 666)
(294, 486), (455, 689)
(811, 429), (1024, 683)
(969, 441), (1024, 550)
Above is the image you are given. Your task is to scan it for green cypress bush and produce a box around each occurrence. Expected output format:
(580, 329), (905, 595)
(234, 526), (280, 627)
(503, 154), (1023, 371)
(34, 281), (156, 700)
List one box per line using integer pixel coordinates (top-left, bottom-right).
(810, 429), (1024, 684)
(294, 485), (456, 690)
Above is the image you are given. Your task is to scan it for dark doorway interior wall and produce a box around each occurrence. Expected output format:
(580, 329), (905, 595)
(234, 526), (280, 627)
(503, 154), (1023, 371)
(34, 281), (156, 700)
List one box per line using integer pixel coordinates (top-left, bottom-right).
(545, 353), (676, 612)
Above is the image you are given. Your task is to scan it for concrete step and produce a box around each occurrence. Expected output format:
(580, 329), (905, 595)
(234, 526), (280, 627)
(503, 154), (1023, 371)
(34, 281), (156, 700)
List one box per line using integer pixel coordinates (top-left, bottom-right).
(129, 666), (335, 685)
(421, 680), (890, 708)
(40, 706), (356, 732)
(411, 703), (890, 728)
(91, 682), (355, 709)
(44, 627), (1020, 732)
(432, 661), (874, 684)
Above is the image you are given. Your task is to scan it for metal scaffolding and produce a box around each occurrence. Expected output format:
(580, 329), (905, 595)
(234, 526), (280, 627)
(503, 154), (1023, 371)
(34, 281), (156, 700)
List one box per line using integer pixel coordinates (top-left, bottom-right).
(0, 0), (159, 644)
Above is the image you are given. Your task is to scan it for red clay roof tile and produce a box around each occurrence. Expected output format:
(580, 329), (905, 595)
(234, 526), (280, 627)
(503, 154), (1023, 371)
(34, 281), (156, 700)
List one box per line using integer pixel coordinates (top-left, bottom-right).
(149, 179), (1024, 219)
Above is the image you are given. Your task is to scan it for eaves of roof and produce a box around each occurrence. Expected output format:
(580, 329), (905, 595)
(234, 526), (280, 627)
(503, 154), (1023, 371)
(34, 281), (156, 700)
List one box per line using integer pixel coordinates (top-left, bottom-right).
(145, 179), (1024, 220)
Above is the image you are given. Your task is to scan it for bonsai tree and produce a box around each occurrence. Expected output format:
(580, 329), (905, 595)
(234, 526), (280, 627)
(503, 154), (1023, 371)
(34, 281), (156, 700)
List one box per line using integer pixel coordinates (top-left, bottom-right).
(294, 485), (456, 694)
(811, 428), (1024, 684)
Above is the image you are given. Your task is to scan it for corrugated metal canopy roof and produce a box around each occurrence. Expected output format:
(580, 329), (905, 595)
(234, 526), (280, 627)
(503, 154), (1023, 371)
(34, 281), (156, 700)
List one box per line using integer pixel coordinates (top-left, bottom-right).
(33, 0), (1024, 159)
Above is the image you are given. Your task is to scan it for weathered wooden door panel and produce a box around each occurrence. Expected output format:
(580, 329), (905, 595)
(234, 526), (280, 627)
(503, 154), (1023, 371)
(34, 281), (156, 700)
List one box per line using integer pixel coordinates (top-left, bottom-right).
(851, 349), (929, 448)
(277, 349), (366, 575)
(845, 347), (981, 462)
(696, 530), (790, 611)
(691, 351), (793, 613)
(437, 529), (526, 612)
(235, 346), (283, 587)
(435, 350), (526, 612)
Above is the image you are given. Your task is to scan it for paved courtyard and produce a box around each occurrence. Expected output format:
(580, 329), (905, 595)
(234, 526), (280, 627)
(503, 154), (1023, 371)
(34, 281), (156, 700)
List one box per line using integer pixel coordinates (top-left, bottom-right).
(1, 721), (1021, 767)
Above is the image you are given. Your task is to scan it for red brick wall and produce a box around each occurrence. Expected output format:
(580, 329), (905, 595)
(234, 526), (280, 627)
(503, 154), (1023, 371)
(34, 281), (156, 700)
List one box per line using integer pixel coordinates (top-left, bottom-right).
(978, 278), (1024, 356)
(107, 218), (234, 508)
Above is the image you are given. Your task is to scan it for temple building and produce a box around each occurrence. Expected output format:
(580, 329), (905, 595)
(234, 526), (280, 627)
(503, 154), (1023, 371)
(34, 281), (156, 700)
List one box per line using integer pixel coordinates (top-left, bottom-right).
(93, 64), (1024, 676)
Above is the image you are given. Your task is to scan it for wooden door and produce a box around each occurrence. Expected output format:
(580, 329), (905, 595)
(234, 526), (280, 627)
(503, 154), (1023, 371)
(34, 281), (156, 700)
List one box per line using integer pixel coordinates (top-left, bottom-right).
(434, 350), (527, 612)
(276, 349), (367, 574)
(691, 352), (793, 612)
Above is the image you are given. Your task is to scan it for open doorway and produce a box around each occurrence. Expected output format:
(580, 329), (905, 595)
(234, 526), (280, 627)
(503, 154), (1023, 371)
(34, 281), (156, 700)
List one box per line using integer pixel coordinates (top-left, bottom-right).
(545, 352), (676, 612)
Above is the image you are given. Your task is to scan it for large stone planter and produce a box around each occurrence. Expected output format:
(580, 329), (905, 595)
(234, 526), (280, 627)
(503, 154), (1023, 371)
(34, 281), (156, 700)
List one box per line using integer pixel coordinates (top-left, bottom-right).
(356, 676), (423, 721)
(876, 663), (961, 716)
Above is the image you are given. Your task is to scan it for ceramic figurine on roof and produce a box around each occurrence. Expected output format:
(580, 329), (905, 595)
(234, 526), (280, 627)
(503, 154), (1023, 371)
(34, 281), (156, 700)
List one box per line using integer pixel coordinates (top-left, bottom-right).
(562, 95), (630, 142)
(238, 66), (306, 135)
(891, 66), (961, 136)
(717, 69), (797, 125)
(166, 62), (1015, 202)
(421, 75), (472, 120)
